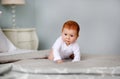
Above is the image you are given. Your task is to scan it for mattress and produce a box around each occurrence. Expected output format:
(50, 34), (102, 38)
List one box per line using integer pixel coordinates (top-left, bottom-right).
(0, 50), (120, 79)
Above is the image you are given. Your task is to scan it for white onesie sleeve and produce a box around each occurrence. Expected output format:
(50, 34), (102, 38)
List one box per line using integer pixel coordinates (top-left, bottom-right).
(72, 43), (80, 62)
(52, 37), (62, 61)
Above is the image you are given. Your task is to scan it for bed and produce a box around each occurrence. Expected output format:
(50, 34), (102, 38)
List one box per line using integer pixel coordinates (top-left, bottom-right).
(0, 28), (120, 79)
(0, 51), (120, 79)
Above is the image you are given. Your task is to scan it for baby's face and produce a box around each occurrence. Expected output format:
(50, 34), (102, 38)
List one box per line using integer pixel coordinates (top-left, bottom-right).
(62, 28), (78, 45)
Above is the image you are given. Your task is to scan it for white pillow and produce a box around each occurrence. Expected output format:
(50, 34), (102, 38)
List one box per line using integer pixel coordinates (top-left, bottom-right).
(0, 28), (16, 53)
(0, 29), (8, 52)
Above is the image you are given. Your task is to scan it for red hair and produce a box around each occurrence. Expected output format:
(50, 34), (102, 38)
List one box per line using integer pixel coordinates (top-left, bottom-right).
(62, 20), (80, 36)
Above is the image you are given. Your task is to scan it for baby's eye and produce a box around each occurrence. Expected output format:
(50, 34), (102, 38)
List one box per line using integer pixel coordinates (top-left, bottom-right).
(64, 33), (67, 36)
(70, 35), (74, 37)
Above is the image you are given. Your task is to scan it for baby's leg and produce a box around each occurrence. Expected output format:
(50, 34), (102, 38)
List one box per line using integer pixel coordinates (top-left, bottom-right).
(48, 49), (54, 60)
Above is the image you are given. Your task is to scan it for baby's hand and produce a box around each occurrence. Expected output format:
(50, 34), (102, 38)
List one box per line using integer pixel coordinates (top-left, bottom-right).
(56, 60), (63, 64)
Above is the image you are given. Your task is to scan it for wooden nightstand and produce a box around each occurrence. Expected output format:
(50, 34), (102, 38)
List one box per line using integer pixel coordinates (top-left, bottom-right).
(2, 28), (39, 50)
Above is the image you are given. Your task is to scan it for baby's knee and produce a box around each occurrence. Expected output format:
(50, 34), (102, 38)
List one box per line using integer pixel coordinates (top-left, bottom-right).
(48, 55), (53, 60)
(48, 49), (54, 60)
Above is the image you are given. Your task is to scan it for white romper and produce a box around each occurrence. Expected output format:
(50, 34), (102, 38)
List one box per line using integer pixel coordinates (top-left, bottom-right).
(52, 36), (80, 62)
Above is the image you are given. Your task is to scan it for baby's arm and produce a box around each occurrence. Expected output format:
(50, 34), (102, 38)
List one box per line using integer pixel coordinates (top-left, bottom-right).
(52, 36), (63, 63)
(53, 49), (62, 61)
(72, 52), (80, 62)
(53, 49), (63, 63)
(72, 44), (80, 62)
(48, 49), (63, 64)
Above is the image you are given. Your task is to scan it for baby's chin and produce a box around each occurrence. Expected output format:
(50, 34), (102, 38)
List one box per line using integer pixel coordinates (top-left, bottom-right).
(65, 42), (71, 46)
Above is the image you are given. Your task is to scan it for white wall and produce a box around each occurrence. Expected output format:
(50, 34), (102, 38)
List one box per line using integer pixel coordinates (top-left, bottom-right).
(35, 0), (120, 54)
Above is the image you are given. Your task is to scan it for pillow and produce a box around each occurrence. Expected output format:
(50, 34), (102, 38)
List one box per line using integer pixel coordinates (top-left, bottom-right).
(0, 28), (16, 53)
(0, 29), (9, 52)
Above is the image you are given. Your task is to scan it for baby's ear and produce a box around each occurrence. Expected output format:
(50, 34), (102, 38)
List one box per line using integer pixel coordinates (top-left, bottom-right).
(77, 34), (80, 37)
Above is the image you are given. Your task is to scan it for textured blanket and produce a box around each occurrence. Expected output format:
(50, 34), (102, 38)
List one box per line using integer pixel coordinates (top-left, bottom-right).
(0, 50), (120, 79)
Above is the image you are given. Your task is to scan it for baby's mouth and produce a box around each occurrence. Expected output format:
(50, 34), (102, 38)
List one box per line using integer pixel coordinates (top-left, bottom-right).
(66, 40), (69, 42)
(66, 41), (70, 45)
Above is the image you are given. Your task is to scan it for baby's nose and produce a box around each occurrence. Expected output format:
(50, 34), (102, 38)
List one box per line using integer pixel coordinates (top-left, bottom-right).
(66, 35), (70, 39)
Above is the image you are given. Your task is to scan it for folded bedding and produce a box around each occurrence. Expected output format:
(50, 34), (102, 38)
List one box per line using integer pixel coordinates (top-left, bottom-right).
(0, 50), (120, 79)
(12, 54), (120, 73)
(0, 54), (120, 79)
(0, 49), (50, 63)
(12, 58), (120, 75)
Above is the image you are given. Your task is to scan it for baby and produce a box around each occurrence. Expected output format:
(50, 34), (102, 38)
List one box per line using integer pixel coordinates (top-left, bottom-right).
(48, 20), (80, 63)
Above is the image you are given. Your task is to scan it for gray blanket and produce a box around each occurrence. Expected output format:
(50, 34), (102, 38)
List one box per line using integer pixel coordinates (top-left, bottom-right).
(0, 50), (120, 79)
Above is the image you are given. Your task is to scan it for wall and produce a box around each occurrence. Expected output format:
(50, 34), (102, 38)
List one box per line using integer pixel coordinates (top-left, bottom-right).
(0, 0), (120, 54)
(0, 0), (35, 28)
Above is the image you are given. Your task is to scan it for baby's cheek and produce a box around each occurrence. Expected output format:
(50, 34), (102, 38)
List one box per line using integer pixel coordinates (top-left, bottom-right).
(71, 38), (76, 43)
